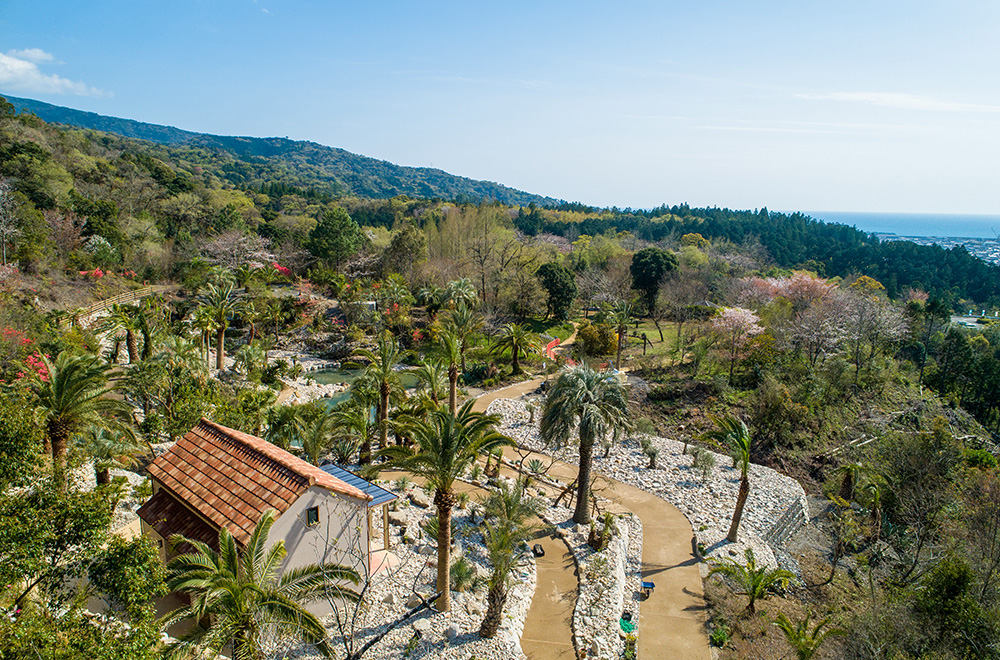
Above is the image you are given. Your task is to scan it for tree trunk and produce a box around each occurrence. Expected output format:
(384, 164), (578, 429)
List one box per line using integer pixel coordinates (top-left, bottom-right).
(126, 330), (138, 363)
(449, 364), (458, 415)
(726, 474), (750, 542)
(460, 343), (467, 375)
(48, 419), (70, 493)
(379, 383), (389, 451)
(110, 339), (121, 365)
(216, 327), (226, 370)
(478, 583), (508, 638)
(652, 317), (664, 343)
(359, 434), (372, 465)
(434, 490), (456, 612)
(615, 329), (624, 370)
(511, 345), (520, 375)
(574, 435), (594, 524)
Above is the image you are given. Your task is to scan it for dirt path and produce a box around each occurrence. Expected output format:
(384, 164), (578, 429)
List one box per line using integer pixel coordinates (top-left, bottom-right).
(379, 470), (578, 659)
(469, 340), (711, 659)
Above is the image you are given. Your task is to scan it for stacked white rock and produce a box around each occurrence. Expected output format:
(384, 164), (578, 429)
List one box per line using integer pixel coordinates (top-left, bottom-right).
(488, 397), (808, 570)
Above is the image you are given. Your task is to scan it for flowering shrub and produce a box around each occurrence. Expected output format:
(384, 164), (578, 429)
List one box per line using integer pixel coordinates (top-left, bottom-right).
(712, 307), (765, 379)
(79, 268), (106, 279)
(271, 262), (292, 277)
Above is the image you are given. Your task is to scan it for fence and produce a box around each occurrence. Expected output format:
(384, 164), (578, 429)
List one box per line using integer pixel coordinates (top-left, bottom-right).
(60, 286), (155, 327)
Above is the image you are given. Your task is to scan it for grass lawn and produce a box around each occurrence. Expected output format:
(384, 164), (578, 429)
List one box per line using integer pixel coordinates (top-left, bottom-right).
(524, 318), (575, 341)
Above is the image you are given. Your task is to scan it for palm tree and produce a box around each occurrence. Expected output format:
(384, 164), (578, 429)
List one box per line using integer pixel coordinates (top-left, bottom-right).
(478, 477), (543, 638)
(382, 401), (512, 612)
(329, 400), (374, 463)
(443, 277), (478, 310)
(540, 364), (631, 525)
(297, 412), (334, 466)
(413, 358), (448, 408)
(773, 613), (845, 660)
(439, 302), (482, 374)
(265, 405), (303, 451)
(160, 509), (359, 660)
(607, 299), (635, 370)
(707, 548), (793, 614)
(100, 304), (141, 363)
(31, 351), (134, 492)
(234, 263), (256, 293)
(74, 425), (149, 485)
(199, 282), (240, 370)
(439, 330), (461, 414)
(491, 323), (540, 376)
(190, 305), (216, 367)
(701, 415), (753, 543)
(352, 331), (405, 459)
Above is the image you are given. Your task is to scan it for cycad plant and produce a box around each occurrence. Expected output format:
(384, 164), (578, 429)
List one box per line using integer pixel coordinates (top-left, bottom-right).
(74, 425), (150, 485)
(772, 612), (844, 660)
(707, 548), (793, 614)
(478, 477), (544, 638)
(161, 509), (359, 660)
(100, 304), (141, 363)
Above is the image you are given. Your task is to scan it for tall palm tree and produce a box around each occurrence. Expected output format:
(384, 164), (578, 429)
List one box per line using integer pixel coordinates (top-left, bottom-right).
(607, 299), (635, 370)
(199, 283), (240, 370)
(478, 477), (543, 638)
(352, 331), (405, 459)
(539, 364), (631, 525)
(74, 425), (150, 485)
(190, 305), (216, 367)
(160, 509), (359, 660)
(773, 613), (845, 660)
(490, 323), (540, 376)
(100, 304), (141, 363)
(701, 415), (753, 543)
(31, 351), (134, 491)
(412, 358), (448, 408)
(382, 401), (512, 612)
(443, 277), (478, 310)
(439, 302), (482, 374)
(439, 330), (461, 414)
(707, 548), (793, 614)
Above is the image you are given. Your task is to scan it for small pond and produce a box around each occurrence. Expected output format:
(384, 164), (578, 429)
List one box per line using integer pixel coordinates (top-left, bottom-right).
(309, 368), (421, 408)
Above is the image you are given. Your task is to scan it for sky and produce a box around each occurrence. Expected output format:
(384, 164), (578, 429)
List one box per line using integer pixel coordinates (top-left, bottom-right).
(2, 1), (999, 215)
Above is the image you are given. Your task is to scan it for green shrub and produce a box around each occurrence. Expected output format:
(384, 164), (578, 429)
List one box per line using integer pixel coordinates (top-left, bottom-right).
(709, 622), (731, 647)
(965, 448), (998, 469)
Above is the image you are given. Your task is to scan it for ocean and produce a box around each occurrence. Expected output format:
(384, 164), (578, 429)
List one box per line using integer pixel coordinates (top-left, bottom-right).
(804, 211), (1000, 239)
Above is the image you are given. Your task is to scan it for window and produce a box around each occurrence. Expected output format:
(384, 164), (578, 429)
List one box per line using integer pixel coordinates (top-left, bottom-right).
(305, 506), (320, 526)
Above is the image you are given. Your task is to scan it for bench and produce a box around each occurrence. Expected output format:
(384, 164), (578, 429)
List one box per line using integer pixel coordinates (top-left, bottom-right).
(641, 580), (655, 597)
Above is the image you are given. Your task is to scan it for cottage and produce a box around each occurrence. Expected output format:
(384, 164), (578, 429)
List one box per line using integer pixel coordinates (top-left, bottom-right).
(137, 418), (396, 613)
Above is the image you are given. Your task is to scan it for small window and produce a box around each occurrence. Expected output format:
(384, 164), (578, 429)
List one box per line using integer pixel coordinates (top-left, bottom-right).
(305, 506), (320, 526)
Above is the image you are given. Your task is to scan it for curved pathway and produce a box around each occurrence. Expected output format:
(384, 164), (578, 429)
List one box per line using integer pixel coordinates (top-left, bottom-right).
(471, 368), (711, 658)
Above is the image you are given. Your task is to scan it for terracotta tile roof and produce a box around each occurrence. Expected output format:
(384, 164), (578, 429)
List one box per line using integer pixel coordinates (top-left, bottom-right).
(144, 418), (370, 545)
(137, 487), (220, 551)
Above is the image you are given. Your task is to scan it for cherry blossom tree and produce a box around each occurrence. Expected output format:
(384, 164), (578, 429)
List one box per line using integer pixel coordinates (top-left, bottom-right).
(201, 229), (275, 269)
(713, 306), (765, 380)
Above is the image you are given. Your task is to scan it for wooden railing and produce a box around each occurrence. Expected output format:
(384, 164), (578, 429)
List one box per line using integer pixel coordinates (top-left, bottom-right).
(60, 286), (155, 327)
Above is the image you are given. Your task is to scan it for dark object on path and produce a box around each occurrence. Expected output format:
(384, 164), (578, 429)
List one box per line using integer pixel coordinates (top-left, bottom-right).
(641, 580), (655, 597)
(532, 544), (545, 557)
(622, 610), (633, 622)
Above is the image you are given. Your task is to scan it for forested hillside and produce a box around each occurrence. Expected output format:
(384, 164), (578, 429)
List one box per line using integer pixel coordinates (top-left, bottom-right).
(4, 94), (562, 205)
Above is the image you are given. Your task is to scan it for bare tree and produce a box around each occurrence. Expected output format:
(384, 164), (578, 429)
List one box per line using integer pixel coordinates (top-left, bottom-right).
(0, 179), (20, 266)
(201, 229), (275, 269)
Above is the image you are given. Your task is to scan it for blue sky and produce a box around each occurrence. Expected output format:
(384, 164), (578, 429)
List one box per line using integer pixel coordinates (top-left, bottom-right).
(2, 1), (999, 214)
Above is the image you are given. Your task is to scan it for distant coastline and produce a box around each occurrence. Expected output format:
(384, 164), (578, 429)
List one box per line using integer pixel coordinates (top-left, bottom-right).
(807, 211), (1000, 239)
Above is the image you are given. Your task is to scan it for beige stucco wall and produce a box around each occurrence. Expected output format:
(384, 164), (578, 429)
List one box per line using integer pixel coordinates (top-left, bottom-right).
(271, 486), (370, 615)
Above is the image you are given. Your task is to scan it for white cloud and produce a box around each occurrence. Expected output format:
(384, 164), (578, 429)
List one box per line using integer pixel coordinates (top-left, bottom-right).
(0, 50), (107, 96)
(796, 91), (1000, 113)
(6, 48), (54, 63)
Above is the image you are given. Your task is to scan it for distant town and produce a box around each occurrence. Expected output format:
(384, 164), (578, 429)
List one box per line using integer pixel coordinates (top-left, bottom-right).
(877, 233), (1000, 265)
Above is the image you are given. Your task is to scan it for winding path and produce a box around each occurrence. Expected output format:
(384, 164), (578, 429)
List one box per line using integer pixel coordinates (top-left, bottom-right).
(470, 328), (711, 659)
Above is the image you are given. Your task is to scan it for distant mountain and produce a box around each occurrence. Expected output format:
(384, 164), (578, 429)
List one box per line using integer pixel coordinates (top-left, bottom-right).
(3, 94), (562, 206)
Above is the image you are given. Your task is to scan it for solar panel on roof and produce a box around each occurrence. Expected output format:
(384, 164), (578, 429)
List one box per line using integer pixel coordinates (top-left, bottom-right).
(319, 463), (398, 508)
